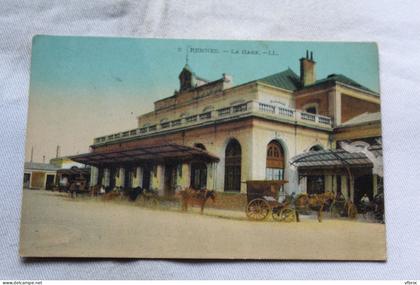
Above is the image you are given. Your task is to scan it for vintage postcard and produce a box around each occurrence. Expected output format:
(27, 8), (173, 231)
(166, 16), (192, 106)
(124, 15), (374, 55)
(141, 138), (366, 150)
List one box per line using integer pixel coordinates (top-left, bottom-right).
(20, 36), (386, 260)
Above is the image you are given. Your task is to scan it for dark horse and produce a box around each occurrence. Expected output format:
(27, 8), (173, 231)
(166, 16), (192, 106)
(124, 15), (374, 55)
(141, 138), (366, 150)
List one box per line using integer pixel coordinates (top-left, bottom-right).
(294, 191), (335, 222)
(178, 187), (216, 214)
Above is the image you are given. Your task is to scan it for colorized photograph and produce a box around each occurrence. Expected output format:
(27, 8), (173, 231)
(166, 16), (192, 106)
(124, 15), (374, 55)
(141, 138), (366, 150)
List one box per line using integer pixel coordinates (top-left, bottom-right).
(20, 36), (385, 260)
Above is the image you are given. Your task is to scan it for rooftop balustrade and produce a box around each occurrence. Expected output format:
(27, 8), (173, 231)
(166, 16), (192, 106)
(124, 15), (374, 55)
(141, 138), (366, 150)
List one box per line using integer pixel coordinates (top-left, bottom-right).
(93, 101), (332, 145)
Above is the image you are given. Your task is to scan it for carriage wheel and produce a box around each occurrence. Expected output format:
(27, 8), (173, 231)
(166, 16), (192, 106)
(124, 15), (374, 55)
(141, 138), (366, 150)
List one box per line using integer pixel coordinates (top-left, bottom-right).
(246, 199), (270, 221)
(272, 206), (295, 222)
(278, 208), (297, 222)
(272, 207), (283, 221)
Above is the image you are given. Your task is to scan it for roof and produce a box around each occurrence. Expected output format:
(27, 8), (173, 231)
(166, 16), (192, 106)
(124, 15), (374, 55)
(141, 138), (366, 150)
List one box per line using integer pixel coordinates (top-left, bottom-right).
(24, 162), (59, 171)
(257, 68), (300, 91)
(340, 112), (381, 127)
(255, 69), (376, 95)
(290, 146), (382, 169)
(302, 73), (377, 94)
(70, 143), (219, 166)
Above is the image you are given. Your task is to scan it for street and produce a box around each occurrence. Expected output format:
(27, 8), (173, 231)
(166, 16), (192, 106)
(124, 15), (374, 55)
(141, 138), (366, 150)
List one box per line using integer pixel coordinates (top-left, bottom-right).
(19, 189), (386, 260)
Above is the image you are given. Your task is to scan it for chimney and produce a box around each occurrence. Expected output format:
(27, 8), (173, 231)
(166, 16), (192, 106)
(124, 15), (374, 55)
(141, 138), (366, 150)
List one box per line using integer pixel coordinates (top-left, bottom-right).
(56, 145), (60, 158)
(300, 50), (316, 86)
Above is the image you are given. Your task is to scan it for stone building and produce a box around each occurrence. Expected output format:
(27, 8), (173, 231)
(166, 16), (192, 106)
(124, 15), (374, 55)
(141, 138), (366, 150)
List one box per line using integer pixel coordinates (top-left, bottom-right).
(70, 52), (381, 202)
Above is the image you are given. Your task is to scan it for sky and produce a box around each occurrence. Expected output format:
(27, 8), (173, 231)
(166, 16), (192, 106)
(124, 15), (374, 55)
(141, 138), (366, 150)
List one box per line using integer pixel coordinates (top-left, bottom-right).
(25, 36), (380, 163)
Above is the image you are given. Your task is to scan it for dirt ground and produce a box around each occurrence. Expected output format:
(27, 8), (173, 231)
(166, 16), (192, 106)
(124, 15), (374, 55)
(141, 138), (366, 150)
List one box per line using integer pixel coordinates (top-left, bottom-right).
(19, 189), (386, 260)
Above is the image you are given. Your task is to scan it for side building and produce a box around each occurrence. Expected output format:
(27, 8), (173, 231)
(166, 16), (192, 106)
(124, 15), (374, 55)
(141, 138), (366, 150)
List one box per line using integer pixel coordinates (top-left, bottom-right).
(70, 52), (382, 202)
(23, 157), (90, 191)
(23, 162), (58, 190)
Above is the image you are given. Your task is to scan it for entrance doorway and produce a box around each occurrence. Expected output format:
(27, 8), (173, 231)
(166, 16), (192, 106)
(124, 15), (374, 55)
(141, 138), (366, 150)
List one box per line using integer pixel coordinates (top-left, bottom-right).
(45, 174), (55, 190)
(191, 162), (207, 189)
(124, 167), (131, 189)
(354, 174), (373, 203)
(142, 165), (151, 190)
(97, 168), (104, 186)
(164, 163), (177, 196)
(109, 167), (116, 189)
(307, 175), (325, 194)
(23, 173), (31, 188)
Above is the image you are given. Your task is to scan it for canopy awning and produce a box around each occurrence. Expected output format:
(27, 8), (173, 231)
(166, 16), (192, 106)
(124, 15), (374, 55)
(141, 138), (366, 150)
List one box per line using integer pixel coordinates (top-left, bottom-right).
(290, 145), (382, 175)
(69, 143), (220, 167)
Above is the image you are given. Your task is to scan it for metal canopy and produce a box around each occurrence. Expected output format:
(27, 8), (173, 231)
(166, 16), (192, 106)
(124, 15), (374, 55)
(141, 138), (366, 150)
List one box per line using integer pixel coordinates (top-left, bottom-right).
(69, 143), (220, 167)
(57, 167), (91, 176)
(290, 146), (382, 169)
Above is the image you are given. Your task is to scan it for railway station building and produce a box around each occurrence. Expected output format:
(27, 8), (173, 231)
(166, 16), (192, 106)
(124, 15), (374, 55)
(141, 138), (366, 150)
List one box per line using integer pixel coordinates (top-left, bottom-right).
(70, 52), (382, 202)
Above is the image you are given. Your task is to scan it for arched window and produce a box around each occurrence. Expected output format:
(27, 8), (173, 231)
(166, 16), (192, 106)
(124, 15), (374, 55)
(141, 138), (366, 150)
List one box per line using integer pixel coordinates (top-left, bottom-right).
(309, 145), (323, 151)
(194, 143), (206, 150)
(303, 103), (319, 115)
(224, 139), (241, 192)
(266, 141), (285, 180)
(306, 107), (317, 114)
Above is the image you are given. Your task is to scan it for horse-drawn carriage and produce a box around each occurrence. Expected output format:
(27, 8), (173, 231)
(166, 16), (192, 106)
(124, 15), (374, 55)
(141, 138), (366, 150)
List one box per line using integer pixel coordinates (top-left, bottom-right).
(245, 180), (298, 222)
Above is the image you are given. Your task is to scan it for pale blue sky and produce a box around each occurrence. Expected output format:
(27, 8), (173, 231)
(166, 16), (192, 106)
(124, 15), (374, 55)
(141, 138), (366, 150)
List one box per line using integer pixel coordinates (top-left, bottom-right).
(26, 36), (379, 162)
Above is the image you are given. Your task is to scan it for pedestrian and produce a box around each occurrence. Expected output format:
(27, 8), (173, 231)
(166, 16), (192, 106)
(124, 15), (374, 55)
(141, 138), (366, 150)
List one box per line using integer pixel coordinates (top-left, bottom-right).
(360, 193), (370, 205)
(100, 184), (106, 195)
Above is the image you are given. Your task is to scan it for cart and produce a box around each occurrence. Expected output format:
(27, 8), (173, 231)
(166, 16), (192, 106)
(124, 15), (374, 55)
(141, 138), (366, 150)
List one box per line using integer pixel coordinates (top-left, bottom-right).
(245, 180), (297, 222)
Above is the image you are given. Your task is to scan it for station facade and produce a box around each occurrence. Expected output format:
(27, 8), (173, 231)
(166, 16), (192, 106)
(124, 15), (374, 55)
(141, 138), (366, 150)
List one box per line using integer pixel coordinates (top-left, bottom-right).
(71, 52), (381, 201)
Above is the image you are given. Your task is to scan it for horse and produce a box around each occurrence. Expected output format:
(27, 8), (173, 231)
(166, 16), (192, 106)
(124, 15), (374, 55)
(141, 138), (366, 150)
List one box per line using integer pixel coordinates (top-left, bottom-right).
(178, 187), (216, 214)
(102, 186), (123, 201)
(128, 187), (143, 201)
(68, 182), (78, 199)
(294, 191), (335, 222)
(346, 200), (358, 219)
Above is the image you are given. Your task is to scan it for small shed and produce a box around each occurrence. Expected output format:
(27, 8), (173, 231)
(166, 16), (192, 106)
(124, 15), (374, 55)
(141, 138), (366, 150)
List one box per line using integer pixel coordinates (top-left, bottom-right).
(23, 162), (59, 190)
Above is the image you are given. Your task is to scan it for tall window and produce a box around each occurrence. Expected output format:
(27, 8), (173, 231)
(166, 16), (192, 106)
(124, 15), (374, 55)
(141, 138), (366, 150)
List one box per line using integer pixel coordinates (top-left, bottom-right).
(224, 139), (241, 192)
(194, 143), (206, 150)
(266, 141), (285, 180)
